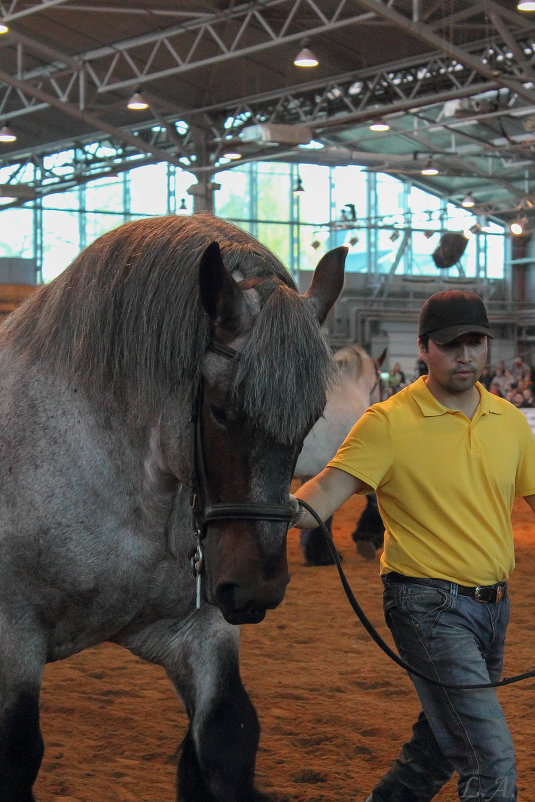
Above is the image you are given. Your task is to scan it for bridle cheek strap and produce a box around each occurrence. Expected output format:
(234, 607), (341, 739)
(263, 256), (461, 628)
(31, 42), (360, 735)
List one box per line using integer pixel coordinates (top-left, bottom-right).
(192, 340), (293, 535)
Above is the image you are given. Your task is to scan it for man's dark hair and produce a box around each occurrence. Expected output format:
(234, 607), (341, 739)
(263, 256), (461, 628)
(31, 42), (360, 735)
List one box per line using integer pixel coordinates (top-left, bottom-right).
(419, 334), (430, 349)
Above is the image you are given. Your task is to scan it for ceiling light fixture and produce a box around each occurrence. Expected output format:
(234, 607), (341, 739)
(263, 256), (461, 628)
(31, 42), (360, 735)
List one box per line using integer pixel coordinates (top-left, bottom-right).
(294, 39), (318, 68)
(461, 192), (475, 208)
(293, 176), (305, 194)
(127, 90), (149, 110)
(222, 149), (242, 160)
(510, 216), (528, 235)
(0, 124), (16, 142)
(369, 119), (390, 132)
(517, 0), (535, 10)
(0, 22), (8, 34)
(421, 160), (439, 176)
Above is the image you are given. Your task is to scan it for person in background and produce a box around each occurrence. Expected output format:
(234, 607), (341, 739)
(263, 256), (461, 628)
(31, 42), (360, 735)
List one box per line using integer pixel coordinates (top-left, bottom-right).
(510, 390), (525, 408)
(387, 362), (406, 395)
(512, 354), (530, 380)
(489, 378), (503, 397)
(290, 290), (535, 802)
(415, 356), (428, 377)
(521, 368), (534, 397)
(490, 361), (506, 395)
(522, 388), (534, 407)
(478, 364), (492, 389)
(502, 367), (516, 396)
(516, 388), (534, 408)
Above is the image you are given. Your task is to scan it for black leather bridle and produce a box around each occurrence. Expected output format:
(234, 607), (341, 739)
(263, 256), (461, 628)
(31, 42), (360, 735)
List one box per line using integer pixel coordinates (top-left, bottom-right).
(189, 340), (293, 606)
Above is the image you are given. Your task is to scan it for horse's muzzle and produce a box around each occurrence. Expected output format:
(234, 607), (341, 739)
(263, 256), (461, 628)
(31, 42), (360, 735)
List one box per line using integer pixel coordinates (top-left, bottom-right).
(214, 578), (289, 624)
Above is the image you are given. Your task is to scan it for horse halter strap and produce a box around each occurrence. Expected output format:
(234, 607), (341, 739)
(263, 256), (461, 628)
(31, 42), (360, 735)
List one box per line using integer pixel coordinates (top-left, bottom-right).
(370, 364), (384, 403)
(191, 340), (293, 535)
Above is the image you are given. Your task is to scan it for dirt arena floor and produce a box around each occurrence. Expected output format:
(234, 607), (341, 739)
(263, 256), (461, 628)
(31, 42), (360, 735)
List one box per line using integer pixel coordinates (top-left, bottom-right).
(35, 494), (535, 801)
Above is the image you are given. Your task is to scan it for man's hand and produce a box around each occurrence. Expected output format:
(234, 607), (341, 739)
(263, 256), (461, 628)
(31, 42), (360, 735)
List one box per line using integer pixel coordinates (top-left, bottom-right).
(292, 467), (373, 529)
(289, 494), (305, 527)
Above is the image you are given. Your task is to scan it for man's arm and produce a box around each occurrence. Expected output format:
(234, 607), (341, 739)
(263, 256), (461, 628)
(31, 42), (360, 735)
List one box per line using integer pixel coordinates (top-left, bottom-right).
(524, 494), (535, 514)
(291, 466), (373, 529)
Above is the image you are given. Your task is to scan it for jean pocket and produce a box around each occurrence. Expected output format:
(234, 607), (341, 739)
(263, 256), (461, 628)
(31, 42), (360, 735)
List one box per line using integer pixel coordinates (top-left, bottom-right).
(384, 586), (453, 664)
(384, 585), (452, 629)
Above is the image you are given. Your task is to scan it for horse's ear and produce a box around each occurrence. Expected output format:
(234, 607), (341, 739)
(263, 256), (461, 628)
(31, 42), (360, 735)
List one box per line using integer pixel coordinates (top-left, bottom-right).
(198, 241), (243, 327)
(376, 347), (387, 368)
(304, 246), (346, 324)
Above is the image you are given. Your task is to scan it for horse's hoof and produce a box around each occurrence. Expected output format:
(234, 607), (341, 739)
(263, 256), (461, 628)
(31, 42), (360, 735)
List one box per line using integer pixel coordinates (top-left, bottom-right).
(356, 540), (377, 560)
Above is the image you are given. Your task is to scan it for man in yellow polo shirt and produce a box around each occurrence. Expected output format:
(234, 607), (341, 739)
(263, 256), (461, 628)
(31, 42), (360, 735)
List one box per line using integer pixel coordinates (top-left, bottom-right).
(290, 290), (535, 802)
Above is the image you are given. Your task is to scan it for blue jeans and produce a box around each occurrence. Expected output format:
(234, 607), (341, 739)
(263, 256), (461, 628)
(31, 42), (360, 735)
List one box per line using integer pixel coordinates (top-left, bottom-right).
(372, 575), (516, 802)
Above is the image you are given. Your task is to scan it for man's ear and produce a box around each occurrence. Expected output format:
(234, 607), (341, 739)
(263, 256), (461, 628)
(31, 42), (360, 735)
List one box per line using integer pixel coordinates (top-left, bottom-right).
(417, 338), (428, 361)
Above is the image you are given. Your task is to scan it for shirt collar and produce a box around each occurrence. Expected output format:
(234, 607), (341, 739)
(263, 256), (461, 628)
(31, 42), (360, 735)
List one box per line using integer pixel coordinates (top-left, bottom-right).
(408, 376), (503, 418)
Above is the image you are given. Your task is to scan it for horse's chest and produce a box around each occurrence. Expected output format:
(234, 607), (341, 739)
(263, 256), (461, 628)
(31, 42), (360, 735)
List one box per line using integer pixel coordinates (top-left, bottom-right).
(43, 542), (192, 660)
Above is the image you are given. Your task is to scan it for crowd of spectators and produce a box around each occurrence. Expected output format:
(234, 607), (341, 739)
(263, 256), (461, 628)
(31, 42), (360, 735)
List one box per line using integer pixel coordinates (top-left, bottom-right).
(384, 353), (535, 409)
(481, 354), (535, 408)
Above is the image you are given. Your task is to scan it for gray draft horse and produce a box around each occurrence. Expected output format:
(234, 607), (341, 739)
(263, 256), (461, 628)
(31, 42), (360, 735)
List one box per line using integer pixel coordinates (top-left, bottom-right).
(295, 344), (386, 565)
(0, 214), (345, 801)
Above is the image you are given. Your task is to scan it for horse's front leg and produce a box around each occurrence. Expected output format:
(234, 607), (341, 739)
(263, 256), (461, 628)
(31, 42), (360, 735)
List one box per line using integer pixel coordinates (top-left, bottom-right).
(117, 607), (271, 802)
(0, 614), (45, 801)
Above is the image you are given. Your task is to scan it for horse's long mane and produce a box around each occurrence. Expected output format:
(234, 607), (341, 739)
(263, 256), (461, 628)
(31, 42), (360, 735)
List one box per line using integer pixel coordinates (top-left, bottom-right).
(1, 214), (333, 442)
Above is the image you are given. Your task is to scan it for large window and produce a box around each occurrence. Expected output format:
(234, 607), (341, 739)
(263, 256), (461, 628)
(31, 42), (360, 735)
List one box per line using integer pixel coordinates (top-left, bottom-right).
(0, 146), (506, 283)
(129, 163), (168, 216)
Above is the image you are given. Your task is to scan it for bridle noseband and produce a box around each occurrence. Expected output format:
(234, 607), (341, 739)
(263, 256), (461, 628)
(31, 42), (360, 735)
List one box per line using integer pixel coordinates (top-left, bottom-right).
(189, 339), (293, 607)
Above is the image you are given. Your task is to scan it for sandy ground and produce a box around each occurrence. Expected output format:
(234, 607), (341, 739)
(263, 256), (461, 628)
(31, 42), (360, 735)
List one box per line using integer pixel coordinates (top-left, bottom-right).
(34, 495), (535, 801)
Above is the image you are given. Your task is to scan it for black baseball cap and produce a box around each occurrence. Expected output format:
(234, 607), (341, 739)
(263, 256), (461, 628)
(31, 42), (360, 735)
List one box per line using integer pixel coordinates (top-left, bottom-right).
(418, 290), (492, 345)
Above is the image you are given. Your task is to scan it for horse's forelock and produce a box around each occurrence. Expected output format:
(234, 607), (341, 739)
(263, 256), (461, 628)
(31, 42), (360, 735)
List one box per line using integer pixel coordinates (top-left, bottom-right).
(232, 284), (335, 444)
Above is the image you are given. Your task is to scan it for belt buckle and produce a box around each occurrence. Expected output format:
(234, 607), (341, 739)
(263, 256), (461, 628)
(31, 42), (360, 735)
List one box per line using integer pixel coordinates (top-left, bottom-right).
(474, 585), (503, 603)
(474, 586), (491, 603)
(474, 585), (494, 604)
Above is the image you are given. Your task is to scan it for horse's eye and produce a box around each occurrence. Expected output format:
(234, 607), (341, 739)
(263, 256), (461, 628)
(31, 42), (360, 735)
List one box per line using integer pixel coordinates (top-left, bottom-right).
(210, 405), (228, 426)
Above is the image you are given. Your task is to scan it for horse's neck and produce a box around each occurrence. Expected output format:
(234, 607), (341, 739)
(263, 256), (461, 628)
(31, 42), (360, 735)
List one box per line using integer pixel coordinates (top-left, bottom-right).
(326, 380), (369, 419)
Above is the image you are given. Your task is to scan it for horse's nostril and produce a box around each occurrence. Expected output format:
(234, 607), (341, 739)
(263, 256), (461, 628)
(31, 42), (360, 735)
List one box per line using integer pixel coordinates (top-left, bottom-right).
(215, 579), (289, 624)
(216, 583), (269, 625)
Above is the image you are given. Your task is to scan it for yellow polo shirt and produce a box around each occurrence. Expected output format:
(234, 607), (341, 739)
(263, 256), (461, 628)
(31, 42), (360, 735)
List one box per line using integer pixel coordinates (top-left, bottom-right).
(328, 377), (535, 586)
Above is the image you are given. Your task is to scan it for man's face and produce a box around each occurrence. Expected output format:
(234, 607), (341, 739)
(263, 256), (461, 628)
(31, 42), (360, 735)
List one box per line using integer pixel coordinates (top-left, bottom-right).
(418, 333), (488, 394)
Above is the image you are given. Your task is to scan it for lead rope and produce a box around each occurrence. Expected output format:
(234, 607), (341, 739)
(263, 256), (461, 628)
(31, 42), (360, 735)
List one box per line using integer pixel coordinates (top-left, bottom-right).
(297, 498), (535, 690)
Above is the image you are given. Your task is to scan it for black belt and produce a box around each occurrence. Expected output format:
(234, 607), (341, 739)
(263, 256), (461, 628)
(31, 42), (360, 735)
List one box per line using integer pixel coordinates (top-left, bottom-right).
(385, 572), (507, 604)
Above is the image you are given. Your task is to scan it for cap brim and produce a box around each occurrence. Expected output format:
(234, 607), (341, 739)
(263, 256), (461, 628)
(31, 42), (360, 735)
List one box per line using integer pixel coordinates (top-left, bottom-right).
(427, 324), (493, 345)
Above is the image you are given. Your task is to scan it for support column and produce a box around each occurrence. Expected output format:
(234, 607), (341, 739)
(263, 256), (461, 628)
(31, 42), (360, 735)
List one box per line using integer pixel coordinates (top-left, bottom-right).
(186, 121), (221, 213)
(187, 176), (221, 213)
